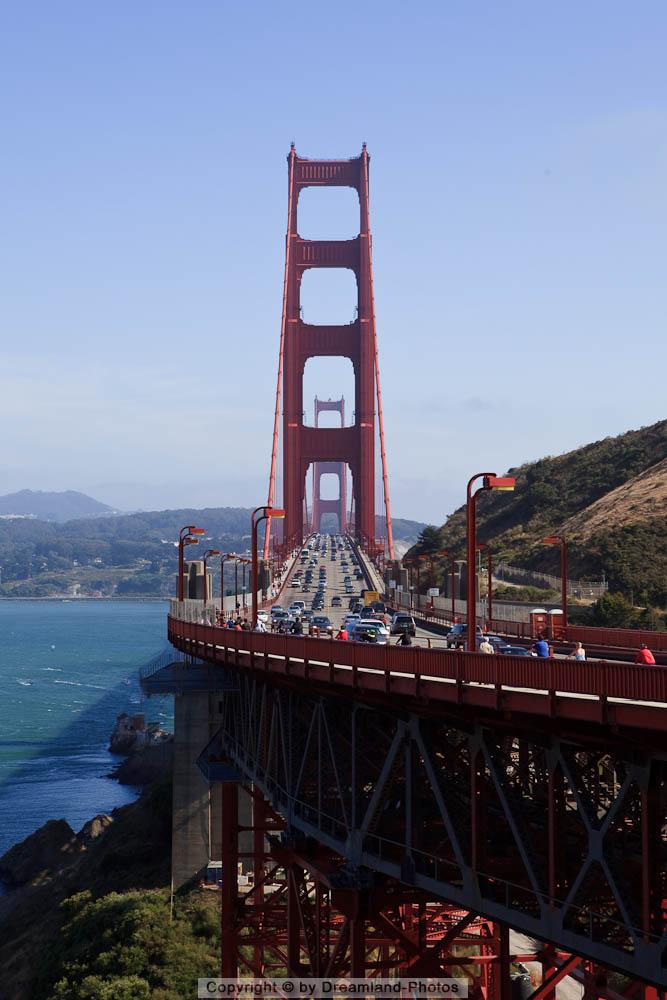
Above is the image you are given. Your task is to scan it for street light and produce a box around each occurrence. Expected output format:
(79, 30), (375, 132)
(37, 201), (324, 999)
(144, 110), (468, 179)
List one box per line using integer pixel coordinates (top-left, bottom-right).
(202, 549), (221, 603)
(252, 507), (285, 627)
(466, 474), (515, 651)
(543, 535), (568, 628)
(240, 558), (251, 610)
(418, 553), (431, 610)
(220, 553), (236, 610)
(476, 543), (493, 628)
(177, 526), (205, 600)
(435, 549), (456, 623)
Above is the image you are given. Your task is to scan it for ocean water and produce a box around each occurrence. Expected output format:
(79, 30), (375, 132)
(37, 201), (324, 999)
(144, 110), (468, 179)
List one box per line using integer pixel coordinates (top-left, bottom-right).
(0, 601), (173, 866)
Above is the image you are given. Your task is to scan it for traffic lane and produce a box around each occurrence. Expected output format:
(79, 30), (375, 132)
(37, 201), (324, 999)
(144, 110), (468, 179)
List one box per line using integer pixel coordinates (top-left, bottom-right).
(280, 536), (365, 631)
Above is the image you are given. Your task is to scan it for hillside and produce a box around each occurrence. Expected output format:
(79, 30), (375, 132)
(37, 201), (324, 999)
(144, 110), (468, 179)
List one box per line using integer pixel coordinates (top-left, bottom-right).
(408, 420), (667, 608)
(0, 505), (424, 598)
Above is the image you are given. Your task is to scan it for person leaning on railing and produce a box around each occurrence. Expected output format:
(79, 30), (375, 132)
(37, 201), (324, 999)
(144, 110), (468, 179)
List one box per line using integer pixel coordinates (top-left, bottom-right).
(635, 643), (656, 665)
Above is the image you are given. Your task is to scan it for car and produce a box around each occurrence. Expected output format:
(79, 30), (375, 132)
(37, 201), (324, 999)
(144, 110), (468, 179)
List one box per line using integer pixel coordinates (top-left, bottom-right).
(331, 596), (342, 607)
(390, 613), (417, 637)
(301, 585), (310, 592)
(301, 610), (314, 623)
(351, 623), (387, 644)
(288, 601), (305, 614)
(343, 575), (351, 582)
(272, 609), (290, 622)
(312, 615), (332, 632)
(358, 619), (389, 638)
(499, 645), (535, 656)
(485, 634), (510, 652)
(446, 624), (483, 649)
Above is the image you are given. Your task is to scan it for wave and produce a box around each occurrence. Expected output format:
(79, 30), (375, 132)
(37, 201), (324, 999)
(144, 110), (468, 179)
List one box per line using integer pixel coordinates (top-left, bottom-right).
(17, 679), (33, 687)
(42, 667), (63, 672)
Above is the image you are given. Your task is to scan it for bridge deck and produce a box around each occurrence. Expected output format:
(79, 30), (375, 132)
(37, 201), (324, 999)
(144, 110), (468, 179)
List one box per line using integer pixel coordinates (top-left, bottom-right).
(168, 616), (667, 735)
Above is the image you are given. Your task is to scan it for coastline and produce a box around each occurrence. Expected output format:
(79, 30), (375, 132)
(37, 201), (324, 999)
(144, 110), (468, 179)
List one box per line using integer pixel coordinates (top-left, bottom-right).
(0, 596), (168, 602)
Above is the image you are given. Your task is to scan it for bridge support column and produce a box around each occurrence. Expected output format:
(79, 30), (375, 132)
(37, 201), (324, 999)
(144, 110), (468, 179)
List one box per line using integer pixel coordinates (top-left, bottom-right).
(221, 782), (239, 978)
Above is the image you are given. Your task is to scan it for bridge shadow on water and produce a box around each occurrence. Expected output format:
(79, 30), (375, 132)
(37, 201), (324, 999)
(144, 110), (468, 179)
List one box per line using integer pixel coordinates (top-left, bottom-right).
(0, 649), (175, 869)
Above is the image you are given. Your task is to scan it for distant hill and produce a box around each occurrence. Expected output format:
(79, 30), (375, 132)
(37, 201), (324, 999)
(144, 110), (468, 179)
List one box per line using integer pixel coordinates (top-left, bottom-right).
(406, 420), (667, 608)
(0, 490), (116, 523)
(0, 504), (423, 597)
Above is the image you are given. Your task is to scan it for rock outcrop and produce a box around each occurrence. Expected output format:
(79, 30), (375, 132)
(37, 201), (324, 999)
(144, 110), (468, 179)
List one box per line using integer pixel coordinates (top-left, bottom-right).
(0, 819), (82, 888)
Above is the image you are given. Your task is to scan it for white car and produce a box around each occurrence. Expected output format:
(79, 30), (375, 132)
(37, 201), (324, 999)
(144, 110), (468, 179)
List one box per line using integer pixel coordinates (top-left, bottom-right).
(358, 618), (389, 638)
(288, 601), (306, 614)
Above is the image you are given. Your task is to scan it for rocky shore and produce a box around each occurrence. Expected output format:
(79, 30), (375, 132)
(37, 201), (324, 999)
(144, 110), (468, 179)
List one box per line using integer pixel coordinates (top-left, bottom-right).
(0, 742), (173, 999)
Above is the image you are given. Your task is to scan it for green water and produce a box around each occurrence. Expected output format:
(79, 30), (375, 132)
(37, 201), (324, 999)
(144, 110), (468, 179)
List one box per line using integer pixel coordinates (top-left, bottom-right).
(0, 601), (172, 861)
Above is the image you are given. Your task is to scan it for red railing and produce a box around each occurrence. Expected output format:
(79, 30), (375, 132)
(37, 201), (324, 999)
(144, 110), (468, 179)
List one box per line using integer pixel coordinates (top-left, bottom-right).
(566, 625), (667, 652)
(404, 603), (667, 651)
(168, 616), (667, 728)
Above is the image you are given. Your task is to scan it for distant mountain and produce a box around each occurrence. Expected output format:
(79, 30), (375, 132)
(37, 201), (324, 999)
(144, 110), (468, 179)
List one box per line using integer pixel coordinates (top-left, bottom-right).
(405, 419), (667, 608)
(0, 490), (117, 523)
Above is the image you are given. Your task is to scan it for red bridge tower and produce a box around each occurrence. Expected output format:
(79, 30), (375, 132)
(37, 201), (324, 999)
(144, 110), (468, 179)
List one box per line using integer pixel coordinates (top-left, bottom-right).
(310, 397), (348, 535)
(265, 145), (394, 558)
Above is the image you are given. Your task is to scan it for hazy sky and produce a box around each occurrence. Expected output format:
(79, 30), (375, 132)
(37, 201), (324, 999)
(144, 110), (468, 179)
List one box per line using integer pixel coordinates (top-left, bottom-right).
(1, 2), (665, 523)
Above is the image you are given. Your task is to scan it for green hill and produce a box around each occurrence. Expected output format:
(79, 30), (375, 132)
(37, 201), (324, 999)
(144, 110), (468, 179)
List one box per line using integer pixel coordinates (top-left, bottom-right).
(0, 506), (425, 598)
(408, 419), (667, 609)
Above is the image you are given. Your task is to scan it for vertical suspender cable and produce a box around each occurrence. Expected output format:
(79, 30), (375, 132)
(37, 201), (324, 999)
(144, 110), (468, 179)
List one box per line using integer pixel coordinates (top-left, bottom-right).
(264, 147), (296, 560)
(362, 150), (395, 561)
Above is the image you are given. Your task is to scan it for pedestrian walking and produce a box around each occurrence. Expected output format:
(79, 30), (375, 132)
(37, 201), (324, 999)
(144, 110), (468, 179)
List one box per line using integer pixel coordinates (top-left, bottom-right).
(479, 638), (494, 654)
(337, 627), (349, 641)
(568, 641), (586, 661)
(397, 631), (412, 646)
(635, 643), (656, 665)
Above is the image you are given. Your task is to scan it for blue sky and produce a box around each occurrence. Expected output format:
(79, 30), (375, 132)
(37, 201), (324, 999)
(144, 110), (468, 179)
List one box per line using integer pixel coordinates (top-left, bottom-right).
(1, 2), (665, 523)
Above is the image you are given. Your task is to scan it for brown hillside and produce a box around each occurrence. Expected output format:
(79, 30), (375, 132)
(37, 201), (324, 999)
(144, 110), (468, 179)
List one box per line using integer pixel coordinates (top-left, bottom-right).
(561, 458), (667, 541)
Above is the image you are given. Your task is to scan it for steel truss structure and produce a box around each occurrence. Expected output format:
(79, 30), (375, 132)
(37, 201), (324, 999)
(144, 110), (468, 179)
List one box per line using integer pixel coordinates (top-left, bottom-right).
(199, 672), (667, 989)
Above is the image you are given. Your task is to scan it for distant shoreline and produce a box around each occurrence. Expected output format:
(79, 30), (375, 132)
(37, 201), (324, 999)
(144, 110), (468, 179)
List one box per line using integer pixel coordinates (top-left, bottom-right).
(0, 597), (168, 603)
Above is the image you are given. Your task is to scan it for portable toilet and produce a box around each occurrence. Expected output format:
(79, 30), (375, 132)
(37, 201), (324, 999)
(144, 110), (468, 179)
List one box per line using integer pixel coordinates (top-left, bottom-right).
(548, 609), (565, 639)
(530, 608), (548, 636)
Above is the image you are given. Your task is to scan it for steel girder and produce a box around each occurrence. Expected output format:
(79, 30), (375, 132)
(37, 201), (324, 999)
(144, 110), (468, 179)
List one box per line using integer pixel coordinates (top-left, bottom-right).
(211, 674), (667, 986)
(213, 783), (522, 995)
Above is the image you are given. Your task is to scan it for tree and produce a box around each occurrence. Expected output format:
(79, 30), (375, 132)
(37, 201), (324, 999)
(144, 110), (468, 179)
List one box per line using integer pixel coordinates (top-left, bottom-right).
(589, 592), (637, 628)
(416, 525), (443, 554)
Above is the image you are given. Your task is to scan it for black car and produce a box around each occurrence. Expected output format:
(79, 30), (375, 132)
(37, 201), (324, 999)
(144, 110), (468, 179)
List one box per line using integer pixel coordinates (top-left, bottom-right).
(499, 645), (533, 657)
(331, 596), (342, 607)
(446, 624), (483, 649)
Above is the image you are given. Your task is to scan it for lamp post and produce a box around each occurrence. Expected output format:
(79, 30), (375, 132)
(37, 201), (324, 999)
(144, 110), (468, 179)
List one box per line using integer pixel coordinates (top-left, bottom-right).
(435, 549), (456, 623)
(220, 553), (236, 610)
(251, 507), (285, 627)
(476, 543), (493, 627)
(202, 549), (221, 604)
(177, 525), (205, 600)
(241, 559), (250, 611)
(466, 474), (516, 652)
(543, 535), (568, 628)
(419, 553), (431, 610)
